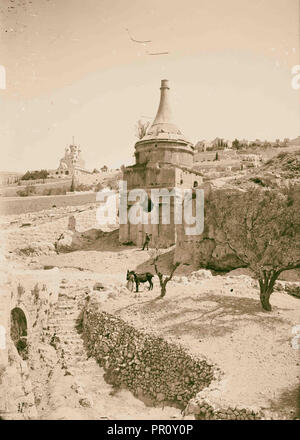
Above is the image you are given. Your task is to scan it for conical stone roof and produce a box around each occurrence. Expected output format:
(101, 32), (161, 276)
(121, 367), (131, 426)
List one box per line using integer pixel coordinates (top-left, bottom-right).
(141, 79), (190, 143)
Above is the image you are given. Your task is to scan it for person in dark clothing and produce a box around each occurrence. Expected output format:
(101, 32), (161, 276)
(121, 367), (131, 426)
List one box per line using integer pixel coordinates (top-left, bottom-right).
(54, 233), (64, 254)
(142, 233), (151, 250)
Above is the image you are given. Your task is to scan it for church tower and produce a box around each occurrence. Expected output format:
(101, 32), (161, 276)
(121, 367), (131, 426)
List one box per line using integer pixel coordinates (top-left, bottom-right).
(119, 79), (202, 248)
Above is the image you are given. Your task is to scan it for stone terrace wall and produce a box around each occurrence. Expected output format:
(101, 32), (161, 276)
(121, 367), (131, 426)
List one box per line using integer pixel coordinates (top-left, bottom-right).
(0, 192), (96, 215)
(186, 398), (263, 420)
(0, 179), (72, 197)
(82, 307), (215, 409)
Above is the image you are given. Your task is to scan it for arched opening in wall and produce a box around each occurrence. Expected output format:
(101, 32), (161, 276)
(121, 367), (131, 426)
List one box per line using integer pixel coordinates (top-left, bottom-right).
(10, 308), (28, 360)
(193, 181), (198, 188)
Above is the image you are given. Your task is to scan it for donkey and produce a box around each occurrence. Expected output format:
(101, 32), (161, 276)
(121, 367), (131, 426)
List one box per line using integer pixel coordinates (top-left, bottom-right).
(126, 270), (154, 292)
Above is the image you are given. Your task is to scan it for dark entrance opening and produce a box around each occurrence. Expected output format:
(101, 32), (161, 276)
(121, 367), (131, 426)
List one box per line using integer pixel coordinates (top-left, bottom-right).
(141, 197), (154, 213)
(10, 308), (28, 359)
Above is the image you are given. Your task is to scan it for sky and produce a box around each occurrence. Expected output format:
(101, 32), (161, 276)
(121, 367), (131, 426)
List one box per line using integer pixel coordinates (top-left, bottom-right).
(0, 0), (299, 172)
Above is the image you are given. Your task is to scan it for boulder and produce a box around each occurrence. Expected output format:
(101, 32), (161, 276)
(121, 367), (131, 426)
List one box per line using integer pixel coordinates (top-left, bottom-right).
(93, 282), (105, 291)
(190, 269), (213, 280)
(79, 395), (94, 408)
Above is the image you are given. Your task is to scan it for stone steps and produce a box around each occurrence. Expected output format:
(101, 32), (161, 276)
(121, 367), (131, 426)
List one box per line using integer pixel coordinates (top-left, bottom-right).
(47, 323), (78, 329)
(41, 290), (109, 411)
(46, 292), (89, 372)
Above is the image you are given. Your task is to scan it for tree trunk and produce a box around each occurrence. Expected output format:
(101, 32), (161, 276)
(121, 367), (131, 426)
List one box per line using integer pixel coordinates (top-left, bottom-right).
(160, 284), (166, 298)
(258, 270), (279, 312)
(259, 288), (272, 311)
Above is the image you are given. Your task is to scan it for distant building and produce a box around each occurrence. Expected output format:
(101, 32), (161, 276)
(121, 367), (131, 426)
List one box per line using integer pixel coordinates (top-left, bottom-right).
(0, 172), (22, 186)
(239, 139), (249, 146)
(194, 140), (207, 152)
(288, 136), (300, 146)
(207, 138), (231, 150)
(240, 153), (262, 167)
(53, 143), (86, 177)
(49, 142), (105, 186)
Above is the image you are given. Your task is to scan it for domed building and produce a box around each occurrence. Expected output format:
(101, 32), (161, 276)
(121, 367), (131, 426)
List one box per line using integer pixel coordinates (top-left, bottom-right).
(56, 143), (86, 177)
(119, 79), (203, 248)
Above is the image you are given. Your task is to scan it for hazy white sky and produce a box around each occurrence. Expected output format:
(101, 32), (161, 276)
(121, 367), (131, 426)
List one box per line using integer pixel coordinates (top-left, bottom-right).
(0, 0), (299, 172)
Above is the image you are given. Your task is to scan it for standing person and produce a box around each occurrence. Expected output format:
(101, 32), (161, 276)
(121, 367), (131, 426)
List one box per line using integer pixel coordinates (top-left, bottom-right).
(54, 233), (64, 254)
(142, 233), (151, 251)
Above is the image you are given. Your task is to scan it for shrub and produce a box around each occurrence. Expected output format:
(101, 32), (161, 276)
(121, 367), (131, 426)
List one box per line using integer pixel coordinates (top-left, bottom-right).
(21, 169), (49, 180)
(94, 182), (104, 192)
(42, 187), (67, 196)
(18, 246), (36, 256)
(249, 177), (266, 186)
(16, 185), (36, 197)
(74, 183), (93, 192)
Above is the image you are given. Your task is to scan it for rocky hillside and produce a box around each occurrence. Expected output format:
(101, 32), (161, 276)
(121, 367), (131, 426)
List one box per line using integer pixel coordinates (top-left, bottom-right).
(227, 149), (300, 190)
(262, 150), (300, 179)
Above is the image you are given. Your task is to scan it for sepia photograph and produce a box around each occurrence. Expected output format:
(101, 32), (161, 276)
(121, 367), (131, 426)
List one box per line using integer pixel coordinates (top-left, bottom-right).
(0, 0), (299, 426)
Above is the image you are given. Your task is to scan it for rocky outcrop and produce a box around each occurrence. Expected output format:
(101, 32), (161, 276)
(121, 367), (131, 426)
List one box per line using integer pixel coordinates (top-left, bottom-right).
(17, 241), (56, 256)
(175, 188), (247, 271)
(55, 229), (111, 252)
(0, 342), (37, 419)
(275, 281), (300, 299)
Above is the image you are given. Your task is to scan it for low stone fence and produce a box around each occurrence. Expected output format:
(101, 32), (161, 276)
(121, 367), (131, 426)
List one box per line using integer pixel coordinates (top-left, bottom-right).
(0, 192), (96, 215)
(184, 378), (265, 420)
(82, 303), (267, 419)
(186, 399), (263, 420)
(82, 306), (215, 409)
(0, 179), (72, 197)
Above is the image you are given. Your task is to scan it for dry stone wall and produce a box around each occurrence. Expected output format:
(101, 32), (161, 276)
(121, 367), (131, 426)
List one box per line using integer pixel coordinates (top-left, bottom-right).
(0, 192), (96, 215)
(186, 399), (263, 420)
(82, 306), (215, 409)
(184, 379), (264, 420)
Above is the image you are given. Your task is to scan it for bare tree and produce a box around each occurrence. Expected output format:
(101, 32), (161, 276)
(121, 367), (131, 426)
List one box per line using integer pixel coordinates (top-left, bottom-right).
(135, 119), (150, 140)
(206, 187), (300, 311)
(150, 250), (180, 298)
